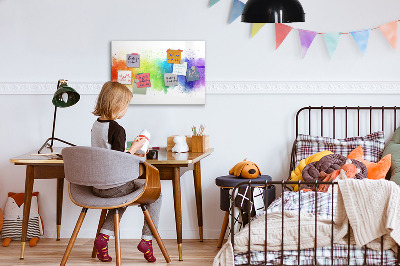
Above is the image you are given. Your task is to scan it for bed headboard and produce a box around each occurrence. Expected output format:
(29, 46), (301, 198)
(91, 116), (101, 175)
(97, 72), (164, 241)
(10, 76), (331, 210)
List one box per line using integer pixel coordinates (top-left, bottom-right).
(290, 106), (400, 179)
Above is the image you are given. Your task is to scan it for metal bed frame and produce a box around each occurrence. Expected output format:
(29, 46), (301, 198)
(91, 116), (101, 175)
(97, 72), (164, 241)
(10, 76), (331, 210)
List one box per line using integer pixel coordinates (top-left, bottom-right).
(230, 106), (400, 266)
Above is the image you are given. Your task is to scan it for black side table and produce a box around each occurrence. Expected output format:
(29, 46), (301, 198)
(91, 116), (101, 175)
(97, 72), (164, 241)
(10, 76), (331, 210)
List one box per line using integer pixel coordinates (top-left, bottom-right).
(215, 175), (275, 248)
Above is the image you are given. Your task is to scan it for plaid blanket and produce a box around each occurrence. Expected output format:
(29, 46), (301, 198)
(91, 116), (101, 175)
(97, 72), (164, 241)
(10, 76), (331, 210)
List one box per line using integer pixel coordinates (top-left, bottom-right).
(235, 244), (397, 265)
(234, 191), (397, 265)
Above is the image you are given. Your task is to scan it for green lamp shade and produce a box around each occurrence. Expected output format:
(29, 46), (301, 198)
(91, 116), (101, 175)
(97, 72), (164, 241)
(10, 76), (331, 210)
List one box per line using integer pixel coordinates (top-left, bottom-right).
(52, 84), (80, 108)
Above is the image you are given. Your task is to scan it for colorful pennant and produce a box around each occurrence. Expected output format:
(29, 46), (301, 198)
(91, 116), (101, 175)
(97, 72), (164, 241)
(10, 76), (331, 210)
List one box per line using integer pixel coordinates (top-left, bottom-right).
(207, 4), (400, 57)
(298, 30), (317, 58)
(379, 21), (398, 50)
(251, 23), (266, 38)
(351, 29), (370, 55)
(229, 0), (245, 24)
(275, 24), (293, 49)
(209, 0), (220, 7)
(323, 33), (341, 58)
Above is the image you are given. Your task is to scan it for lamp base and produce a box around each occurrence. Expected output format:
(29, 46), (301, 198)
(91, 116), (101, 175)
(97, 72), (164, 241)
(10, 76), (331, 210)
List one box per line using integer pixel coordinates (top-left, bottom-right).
(38, 137), (76, 154)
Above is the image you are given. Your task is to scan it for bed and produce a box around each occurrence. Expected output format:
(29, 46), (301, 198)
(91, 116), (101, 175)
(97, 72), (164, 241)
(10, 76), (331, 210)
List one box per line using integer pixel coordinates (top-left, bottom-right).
(214, 106), (400, 266)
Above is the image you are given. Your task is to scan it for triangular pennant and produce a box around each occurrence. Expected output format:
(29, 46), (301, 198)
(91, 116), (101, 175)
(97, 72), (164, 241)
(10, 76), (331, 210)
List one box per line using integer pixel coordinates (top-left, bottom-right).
(209, 0), (220, 7)
(323, 33), (341, 58)
(251, 23), (266, 38)
(298, 29), (317, 58)
(378, 21), (398, 50)
(229, 0), (245, 24)
(351, 29), (370, 55)
(275, 23), (293, 49)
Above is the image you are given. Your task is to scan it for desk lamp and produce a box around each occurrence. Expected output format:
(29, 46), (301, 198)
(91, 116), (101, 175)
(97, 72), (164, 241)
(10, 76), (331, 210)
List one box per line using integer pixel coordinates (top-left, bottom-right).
(38, 79), (80, 154)
(241, 0), (305, 23)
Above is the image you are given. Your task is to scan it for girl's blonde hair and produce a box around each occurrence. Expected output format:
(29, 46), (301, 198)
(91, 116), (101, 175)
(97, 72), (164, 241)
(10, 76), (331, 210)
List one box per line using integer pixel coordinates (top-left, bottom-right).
(93, 81), (133, 120)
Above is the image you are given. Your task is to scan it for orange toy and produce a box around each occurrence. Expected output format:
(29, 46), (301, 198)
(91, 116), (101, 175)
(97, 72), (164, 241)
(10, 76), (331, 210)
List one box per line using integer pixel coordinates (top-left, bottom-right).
(229, 159), (261, 179)
(348, 146), (391, 180)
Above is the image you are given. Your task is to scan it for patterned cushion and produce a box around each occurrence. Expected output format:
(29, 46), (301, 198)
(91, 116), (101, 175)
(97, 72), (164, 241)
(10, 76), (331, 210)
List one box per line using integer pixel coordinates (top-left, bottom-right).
(295, 131), (385, 166)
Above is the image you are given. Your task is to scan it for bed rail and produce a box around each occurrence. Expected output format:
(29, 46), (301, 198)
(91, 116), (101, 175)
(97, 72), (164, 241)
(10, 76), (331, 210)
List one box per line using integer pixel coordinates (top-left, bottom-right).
(230, 180), (400, 266)
(289, 106), (400, 182)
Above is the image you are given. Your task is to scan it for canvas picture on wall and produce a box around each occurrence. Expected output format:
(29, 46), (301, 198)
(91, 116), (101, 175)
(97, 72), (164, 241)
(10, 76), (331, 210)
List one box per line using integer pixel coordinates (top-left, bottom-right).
(111, 41), (205, 105)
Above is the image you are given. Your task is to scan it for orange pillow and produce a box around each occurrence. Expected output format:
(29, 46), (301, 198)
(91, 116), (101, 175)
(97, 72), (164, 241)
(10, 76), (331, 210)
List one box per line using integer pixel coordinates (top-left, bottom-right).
(347, 146), (391, 180)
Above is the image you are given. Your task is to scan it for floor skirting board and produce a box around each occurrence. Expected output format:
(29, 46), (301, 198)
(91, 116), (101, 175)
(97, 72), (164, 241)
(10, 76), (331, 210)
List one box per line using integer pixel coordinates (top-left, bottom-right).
(0, 81), (400, 95)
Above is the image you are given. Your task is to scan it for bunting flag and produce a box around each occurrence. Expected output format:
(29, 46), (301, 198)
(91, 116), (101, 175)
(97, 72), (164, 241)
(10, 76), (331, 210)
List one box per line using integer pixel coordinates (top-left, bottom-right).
(323, 33), (341, 58)
(378, 21), (398, 50)
(209, 0), (220, 7)
(275, 23), (293, 49)
(251, 23), (266, 38)
(229, 0), (245, 24)
(351, 29), (370, 55)
(298, 30), (317, 58)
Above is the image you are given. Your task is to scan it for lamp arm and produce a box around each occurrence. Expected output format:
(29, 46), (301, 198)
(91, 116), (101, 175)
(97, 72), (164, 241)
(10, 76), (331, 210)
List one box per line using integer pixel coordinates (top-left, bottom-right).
(50, 105), (57, 148)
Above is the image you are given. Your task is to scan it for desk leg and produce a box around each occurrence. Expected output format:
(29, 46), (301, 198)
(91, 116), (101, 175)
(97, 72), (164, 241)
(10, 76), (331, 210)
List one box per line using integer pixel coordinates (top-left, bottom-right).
(20, 165), (34, 259)
(56, 178), (64, 241)
(172, 167), (183, 261)
(193, 161), (203, 242)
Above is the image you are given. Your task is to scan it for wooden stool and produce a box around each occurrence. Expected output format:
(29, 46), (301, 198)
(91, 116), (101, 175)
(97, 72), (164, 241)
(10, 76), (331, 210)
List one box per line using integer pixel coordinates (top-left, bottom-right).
(215, 175), (275, 248)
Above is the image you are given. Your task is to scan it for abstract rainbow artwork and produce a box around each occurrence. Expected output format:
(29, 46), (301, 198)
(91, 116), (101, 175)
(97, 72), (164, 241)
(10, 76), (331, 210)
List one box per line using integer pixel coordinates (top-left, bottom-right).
(111, 41), (205, 105)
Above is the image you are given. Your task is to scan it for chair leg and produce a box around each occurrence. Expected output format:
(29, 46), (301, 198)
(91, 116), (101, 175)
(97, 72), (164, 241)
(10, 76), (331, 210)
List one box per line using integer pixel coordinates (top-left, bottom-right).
(91, 209), (108, 258)
(141, 205), (171, 263)
(60, 208), (88, 266)
(217, 211), (230, 248)
(114, 209), (121, 266)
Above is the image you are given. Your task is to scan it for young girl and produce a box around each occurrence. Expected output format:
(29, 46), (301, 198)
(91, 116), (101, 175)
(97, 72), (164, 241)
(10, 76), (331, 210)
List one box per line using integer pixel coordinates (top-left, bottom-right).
(91, 81), (162, 263)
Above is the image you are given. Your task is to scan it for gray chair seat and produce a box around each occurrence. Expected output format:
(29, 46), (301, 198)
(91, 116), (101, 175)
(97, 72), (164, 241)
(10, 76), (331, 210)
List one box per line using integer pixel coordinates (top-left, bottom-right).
(61, 146), (170, 265)
(69, 180), (145, 208)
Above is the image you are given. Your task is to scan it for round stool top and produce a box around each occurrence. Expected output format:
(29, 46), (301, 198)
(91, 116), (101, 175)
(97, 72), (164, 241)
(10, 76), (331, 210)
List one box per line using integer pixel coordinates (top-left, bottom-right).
(215, 175), (272, 188)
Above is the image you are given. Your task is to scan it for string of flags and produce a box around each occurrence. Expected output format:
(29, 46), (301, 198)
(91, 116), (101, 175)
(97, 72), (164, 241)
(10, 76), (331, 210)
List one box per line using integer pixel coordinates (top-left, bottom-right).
(209, 0), (399, 58)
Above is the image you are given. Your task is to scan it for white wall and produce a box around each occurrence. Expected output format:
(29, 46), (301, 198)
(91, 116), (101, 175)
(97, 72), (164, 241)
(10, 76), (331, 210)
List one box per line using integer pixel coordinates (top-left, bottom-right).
(1, 0), (400, 239)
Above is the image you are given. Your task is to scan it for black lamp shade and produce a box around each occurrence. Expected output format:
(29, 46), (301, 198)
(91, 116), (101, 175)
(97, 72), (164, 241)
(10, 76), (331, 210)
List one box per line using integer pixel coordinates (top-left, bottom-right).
(241, 0), (305, 23)
(52, 84), (80, 108)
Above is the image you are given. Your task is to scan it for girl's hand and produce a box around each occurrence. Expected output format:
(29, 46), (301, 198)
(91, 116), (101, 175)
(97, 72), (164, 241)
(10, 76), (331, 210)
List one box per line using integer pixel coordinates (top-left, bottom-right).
(129, 137), (147, 154)
(134, 148), (149, 157)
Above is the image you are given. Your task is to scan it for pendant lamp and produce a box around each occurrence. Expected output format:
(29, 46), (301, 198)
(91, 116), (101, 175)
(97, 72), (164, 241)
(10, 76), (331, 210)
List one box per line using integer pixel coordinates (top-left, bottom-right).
(38, 79), (80, 154)
(241, 0), (305, 23)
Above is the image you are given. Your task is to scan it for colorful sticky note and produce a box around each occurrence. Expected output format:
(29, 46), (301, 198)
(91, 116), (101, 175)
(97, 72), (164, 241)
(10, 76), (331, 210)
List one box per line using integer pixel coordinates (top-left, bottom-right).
(126, 53), (140, 68)
(167, 49), (183, 64)
(186, 66), (200, 82)
(132, 82), (147, 95)
(173, 62), (188, 76)
(117, 70), (132, 85)
(135, 73), (151, 88)
(164, 73), (178, 87)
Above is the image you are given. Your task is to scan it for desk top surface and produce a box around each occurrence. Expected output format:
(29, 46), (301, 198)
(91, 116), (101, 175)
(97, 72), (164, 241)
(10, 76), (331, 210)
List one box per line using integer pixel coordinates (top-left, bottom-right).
(10, 147), (214, 166)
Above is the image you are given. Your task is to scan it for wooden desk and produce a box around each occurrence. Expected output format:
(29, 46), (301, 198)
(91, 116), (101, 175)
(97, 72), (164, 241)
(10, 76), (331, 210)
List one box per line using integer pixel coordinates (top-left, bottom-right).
(10, 147), (213, 261)
(9, 148), (64, 259)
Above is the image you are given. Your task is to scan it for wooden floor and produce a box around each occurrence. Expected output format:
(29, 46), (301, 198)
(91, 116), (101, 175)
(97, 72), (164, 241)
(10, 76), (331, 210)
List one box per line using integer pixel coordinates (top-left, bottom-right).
(0, 239), (221, 265)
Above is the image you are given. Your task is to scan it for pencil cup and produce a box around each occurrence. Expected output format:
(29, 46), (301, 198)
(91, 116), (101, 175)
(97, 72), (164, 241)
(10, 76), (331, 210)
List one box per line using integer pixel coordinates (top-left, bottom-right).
(191, 135), (209, 153)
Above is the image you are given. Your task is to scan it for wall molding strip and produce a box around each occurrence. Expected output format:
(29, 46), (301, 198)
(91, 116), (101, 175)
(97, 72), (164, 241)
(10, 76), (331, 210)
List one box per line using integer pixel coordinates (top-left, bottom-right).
(0, 81), (399, 95)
